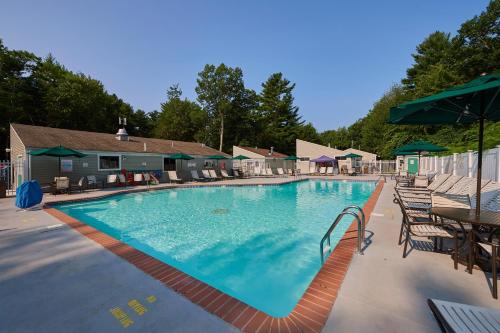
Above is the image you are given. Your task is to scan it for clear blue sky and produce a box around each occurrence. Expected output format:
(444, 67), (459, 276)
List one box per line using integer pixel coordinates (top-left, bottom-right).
(0, 0), (490, 131)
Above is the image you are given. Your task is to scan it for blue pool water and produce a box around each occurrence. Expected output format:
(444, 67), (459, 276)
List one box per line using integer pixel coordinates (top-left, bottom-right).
(55, 180), (376, 316)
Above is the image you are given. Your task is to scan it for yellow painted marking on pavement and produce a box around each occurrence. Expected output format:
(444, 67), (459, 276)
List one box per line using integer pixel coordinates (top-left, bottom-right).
(128, 299), (147, 316)
(110, 307), (134, 328)
(146, 295), (157, 303)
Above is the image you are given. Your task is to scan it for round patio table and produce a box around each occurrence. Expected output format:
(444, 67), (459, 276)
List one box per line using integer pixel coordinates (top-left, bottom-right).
(431, 207), (500, 273)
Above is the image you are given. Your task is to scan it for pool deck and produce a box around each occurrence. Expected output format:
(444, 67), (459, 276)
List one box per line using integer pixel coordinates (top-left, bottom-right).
(1, 176), (498, 332)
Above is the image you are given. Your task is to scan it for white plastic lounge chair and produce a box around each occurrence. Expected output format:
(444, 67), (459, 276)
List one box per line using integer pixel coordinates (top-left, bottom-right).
(326, 167), (334, 175)
(287, 169), (293, 175)
(233, 170), (241, 178)
(202, 169), (213, 180)
(254, 166), (261, 176)
(474, 182), (500, 211)
(277, 168), (285, 177)
(220, 170), (234, 179)
(167, 171), (183, 183)
(134, 173), (143, 184)
(434, 175), (463, 193)
(428, 174), (451, 191)
(319, 166), (326, 175)
(86, 175), (101, 189)
(107, 174), (119, 187)
(191, 170), (206, 182)
(209, 169), (220, 180)
(53, 177), (70, 194)
(118, 174), (127, 185)
(143, 173), (151, 184)
(267, 168), (275, 177)
(309, 166), (316, 174)
(347, 166), (356, 176)
(428, 298), (500, 333)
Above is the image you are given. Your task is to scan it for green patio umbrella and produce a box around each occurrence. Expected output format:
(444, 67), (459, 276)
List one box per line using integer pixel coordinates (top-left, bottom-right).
(169, 153), (194, 175)
(207, 154), (229, 169)
(232, 155), (250, 160)
(284, 155), (299, 160)
(395, 141), (447, 175)
(29, 145), (87, 176)
(389, 73), (500, 216)
(344, 153), (362, 159)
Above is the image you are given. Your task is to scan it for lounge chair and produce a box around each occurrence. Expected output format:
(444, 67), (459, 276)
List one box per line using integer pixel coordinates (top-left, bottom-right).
(220, 170), (234, 179)
(191, 170), (207, 182)
(107, 174), (119, 187)
(309, 166), (316, 174)
(277, 168), (286, 177)
(266, 168), (275, 177)
(428, 298), (500, 332)
(134, 173), (144, 185)
(347, 166), (357, 176)
(86, 175), (102, 189)
(326, 167), (334, 175)
(167, 171), (183, 183)
(142, 173), (153, 185)
(319, 166), (326, 175)
(233, 169), (241, 178)
(70, 177), (86, 193)
(472, 181), (500, 211)
(52, 177), (70, 194)
(118, 174), (127, 186)
(209, 169), (220, 180)
(202, 169), (214, 181)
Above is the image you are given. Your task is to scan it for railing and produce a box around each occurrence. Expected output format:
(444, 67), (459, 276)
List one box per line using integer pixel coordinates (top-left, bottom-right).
(320, 205), (366, 264)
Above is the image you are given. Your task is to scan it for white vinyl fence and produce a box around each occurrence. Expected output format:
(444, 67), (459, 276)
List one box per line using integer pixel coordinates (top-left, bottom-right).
(420, 145), (500, 182)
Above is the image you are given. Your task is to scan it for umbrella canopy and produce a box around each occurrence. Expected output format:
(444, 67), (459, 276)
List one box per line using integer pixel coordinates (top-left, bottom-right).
(29, 145), (87, 177)
(207, 155), (229, 160)
(392, 148), (419, 156)
(29, 145), (87, 158)
(232, 155), (250, 160)
(388, 73), (500, 216)
(311, 155), (335, 163)
(396, 140), (447, 154)
(284, 155), (299, 161)
(169, 153), (194, 160)
(344, 153), (362, 158)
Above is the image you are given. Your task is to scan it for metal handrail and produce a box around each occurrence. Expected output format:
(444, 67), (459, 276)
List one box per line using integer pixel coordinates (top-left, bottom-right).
(320, 206), (366, 264)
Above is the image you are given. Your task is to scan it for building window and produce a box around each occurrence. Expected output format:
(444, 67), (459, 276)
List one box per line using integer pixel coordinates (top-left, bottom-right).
(98, 155), (120, 170)
(163, 158), (176, 171)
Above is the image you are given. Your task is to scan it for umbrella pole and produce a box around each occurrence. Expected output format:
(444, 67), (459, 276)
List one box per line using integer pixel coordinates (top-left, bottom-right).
(476, 115), (484, 217)
(418, 151), (421, 176)
(58, 157), (61, 177)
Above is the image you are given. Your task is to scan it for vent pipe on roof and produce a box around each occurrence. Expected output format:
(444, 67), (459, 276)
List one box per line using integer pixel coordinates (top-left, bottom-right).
(171, 142), (174, 147)
(270, 146), (274, 156)
(116, 128), (129, 141)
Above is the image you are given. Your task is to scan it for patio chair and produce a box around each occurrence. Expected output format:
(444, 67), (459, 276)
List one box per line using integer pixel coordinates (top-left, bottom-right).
(347, 166), (357, 176)
(319, 166), (326, 175)
(209, 169), (220, 180)
(309, 166), (316, 174)
(220, 169), (234, 179)
(191, 170), (207, 182)
(428, 298), (500, 332)
(52, 177), (70, 195)
(475, 238), (500, 299)
(86, 175), (102, 189)
(202, 169), (214, 181)
(133, 173), (144, 185)
(118, 174), (127, 186)
(167, 171), (183, 183)
(70, 177), (87, 193)
(277, 168), (285, 177)
(107, 174), (119, 187)
(395, 197), (459, 268)
(233, 169), (241, 178)
(267, 168), (275, 177)
(326, 167), (334, 175)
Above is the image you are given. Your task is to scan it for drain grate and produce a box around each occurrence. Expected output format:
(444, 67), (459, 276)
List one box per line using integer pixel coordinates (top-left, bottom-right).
(212, 208), (230, 215)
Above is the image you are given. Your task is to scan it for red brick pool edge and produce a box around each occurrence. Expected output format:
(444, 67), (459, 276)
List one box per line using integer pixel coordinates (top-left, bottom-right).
(44, 180), (384, 333)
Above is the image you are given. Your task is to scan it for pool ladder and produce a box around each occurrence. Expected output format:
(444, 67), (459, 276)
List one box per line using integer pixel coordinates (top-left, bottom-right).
(320, 206), (366, 264)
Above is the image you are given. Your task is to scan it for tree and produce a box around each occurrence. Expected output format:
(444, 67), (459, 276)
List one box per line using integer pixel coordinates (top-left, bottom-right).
(258, 73), (303, 154)
(154, 84), (206, 142)
(195, 64), (247, 151)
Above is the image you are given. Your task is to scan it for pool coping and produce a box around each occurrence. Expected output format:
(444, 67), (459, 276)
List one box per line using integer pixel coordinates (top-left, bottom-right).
(44, 179), (384, 333)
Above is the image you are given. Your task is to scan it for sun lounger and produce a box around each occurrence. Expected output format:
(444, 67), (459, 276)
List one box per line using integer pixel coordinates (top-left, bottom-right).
(202, 169), (213, 181)
(86, 175), (102, 189)
(233, 170), (241, 178)
(52, 177), (70, 194)
(326, 167), (334, 175)
(309, 166), (316, 174)
(118, 174), (127, 185)
(134, 173), (144, 185)
(319, 166), (326, 175)
(266, 168), (275, 177)
(347, 166), (357, 176)
(472, 182), (500, 211)
(277, 168), (285, 177)
(167, 171), (183, 183)
(191, 170), (207, 182)
(428, 298), (500, 333)
(70, 177), (86, 193)
(107, 174), (119, 187)
(209, 169), (220, 180)
(220, 170), (234, 179)
(434, 175), (463, 193)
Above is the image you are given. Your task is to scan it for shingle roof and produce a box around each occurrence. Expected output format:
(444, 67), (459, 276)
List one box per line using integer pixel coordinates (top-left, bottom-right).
(11, 123), (229, 157)
(238, 146), (288, 158)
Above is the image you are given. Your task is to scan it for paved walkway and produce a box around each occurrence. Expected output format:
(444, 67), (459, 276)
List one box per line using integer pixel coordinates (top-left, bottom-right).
(323, 180), (500, 333)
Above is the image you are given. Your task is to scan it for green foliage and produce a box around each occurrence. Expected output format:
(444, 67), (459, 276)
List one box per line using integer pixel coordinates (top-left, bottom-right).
(154, 85), (207, 142)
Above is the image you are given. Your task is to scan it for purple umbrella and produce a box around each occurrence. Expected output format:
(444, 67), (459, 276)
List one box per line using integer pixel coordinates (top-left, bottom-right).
(310, 155), (335, 163)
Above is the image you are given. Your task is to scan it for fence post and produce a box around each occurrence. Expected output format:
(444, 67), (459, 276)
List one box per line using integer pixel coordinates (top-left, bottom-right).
(497, 145), (500, 182)
(452, 153), (458, 176)
(440, 157), (444, 174)
(468, 150), (473, 178)
(434, 156), (438, 173)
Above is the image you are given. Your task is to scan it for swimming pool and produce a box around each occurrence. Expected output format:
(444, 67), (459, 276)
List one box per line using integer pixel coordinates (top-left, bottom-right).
(55, 180), (376, 317)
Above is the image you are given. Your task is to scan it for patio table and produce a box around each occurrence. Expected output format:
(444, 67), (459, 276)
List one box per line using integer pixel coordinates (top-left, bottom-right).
(431, 207), (500, 273)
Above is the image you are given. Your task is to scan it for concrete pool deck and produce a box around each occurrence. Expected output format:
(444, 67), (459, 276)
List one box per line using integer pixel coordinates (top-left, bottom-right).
(1, 177), (498, 332)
